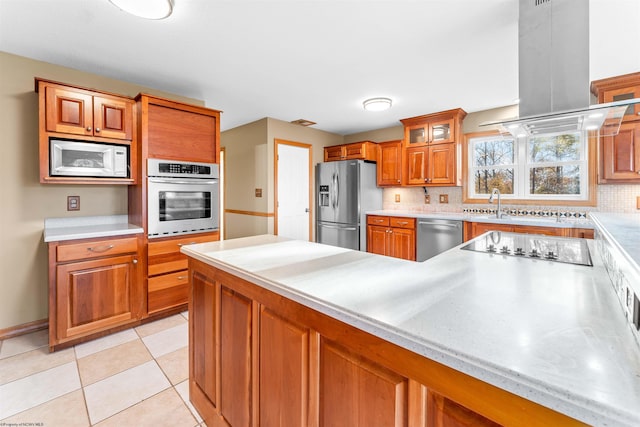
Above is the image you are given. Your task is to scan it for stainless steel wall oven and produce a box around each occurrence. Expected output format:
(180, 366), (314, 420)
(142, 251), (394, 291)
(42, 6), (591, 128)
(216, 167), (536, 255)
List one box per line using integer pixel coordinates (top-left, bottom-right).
(147, 159), (219, 238)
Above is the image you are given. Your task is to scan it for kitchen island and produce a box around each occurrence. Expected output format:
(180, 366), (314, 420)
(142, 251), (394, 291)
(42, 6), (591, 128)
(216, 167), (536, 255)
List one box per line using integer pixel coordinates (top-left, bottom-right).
(181, 233), (640, 427)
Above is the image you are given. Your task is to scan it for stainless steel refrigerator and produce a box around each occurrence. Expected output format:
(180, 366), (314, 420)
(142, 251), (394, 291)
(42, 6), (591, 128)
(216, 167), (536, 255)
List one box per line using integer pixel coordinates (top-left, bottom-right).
(316, 160), (382, 251)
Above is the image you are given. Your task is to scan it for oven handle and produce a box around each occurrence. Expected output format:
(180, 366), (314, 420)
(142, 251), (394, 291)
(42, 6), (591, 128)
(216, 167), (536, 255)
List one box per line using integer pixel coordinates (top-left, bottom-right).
(148, 178), (218, 185)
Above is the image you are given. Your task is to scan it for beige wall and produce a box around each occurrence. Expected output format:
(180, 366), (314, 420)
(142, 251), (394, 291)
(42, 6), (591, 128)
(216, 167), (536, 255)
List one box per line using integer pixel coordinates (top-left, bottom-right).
(220, 118), (270, 239)
(221, 117), (342, 239)
(343, 125), (403, 143)
(0, 51), (203, 330)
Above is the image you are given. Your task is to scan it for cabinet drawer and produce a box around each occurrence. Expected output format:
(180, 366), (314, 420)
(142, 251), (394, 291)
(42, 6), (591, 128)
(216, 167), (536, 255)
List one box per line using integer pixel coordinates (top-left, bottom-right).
(148, 270), (189, 314)
(389, 217), (415, 229)
(367, 215), (390, 226)
(148, 233), (218, 276)
(57, 237), (138, 262)
(148, 233), (218, 257)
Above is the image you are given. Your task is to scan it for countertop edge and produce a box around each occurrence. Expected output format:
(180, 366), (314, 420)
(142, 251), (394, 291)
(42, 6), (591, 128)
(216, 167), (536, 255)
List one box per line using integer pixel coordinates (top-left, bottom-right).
(181, 239), (639, 427)
(367, 210), (594, 229)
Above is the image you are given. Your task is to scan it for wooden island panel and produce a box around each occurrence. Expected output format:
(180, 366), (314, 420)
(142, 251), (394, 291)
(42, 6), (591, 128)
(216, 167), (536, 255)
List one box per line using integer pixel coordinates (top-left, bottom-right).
(188, 258), (587, 427)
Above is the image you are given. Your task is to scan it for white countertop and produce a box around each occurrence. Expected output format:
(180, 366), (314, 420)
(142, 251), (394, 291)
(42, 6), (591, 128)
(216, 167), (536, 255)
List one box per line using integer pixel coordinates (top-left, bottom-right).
(367, 209), (594, 229)
(182, 234), (640, 427)
(43, 215), (144, 242)
(590, 212), (640, 278)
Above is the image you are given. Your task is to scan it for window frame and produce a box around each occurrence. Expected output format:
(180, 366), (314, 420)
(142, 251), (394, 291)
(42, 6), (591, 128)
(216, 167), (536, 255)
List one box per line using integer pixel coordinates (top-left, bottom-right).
(462, 130), (598, 206)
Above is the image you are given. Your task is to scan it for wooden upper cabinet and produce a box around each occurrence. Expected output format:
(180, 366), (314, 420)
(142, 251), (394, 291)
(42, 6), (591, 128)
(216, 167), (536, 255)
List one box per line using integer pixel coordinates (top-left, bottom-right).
(591, 72), (640, 123)
(323, 141), (378, 162)
(36, 78), (137, 185)
(600, 123), (640, 182)
(591, 72), (640, 183)
(93, 95), (133, 140)
(43, 82), (133, 141)
(377, 140), (403, 186)
(405, 147), (429, 185)
(400, 108), (466, 148)
(138, 94), (221, 164)
(400, 108), (466, 187)
(428, 143), (456, 185)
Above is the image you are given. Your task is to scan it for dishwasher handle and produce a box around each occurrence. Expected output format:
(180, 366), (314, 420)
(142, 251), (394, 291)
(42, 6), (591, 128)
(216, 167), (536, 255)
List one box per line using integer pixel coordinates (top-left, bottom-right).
(418, 220), (461, 228)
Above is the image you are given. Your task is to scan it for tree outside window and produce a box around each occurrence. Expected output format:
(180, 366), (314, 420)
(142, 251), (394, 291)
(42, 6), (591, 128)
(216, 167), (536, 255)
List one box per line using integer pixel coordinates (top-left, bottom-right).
(468, 131), (588, 201)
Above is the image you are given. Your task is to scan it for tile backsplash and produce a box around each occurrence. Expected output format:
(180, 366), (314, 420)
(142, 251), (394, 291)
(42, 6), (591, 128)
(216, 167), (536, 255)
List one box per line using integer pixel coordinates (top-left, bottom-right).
(382, 184), (640, 216)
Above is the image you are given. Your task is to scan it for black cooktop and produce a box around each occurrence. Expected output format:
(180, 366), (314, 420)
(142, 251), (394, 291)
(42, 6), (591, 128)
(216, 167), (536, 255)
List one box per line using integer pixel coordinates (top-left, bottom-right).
(461, 231), (593, 266)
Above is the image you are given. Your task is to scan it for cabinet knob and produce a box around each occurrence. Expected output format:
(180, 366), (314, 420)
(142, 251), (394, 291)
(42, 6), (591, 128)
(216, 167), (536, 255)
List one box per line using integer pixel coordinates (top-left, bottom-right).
(397, 179), (400, 183)
(132, 259), (138, 264)
(95, 127), (101, 133)
(86, 126), (92, 131)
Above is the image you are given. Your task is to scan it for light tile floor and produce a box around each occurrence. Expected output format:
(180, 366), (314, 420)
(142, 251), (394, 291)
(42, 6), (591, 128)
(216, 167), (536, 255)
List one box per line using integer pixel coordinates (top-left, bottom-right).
(0, 312), (205, 426)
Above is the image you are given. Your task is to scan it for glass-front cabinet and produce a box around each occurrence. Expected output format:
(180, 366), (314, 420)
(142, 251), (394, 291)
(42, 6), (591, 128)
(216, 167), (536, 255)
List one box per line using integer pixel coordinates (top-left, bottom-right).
(602, 84), (640, 122)
(405, 120), (453, 146)
(399, 108), (467, 186)
(591, 72), (640, 183)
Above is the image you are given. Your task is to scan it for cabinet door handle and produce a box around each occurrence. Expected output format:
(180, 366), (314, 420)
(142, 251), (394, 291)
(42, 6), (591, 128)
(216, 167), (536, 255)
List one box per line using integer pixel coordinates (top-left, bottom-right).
(87, 244), (114, 253)
(177, 276), (187, 280)
(132, 259), (138, 264)
(86, 126), (92, 132)
(177, 242), (197, 247)
(95, 127), (101, 133)
(397, 221), (408, 225)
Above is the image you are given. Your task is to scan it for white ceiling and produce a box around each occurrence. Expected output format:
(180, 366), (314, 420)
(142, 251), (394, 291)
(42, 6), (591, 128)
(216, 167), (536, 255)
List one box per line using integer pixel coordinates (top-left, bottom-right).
(1, 0), (638, 135)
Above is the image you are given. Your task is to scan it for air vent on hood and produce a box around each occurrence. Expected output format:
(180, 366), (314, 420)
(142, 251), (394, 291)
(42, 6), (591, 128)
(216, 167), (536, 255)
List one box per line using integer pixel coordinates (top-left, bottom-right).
(481, 0), (640, 137)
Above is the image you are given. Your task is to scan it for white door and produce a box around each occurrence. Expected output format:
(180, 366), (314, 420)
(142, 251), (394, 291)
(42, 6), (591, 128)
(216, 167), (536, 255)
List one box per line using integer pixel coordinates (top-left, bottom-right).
(276, 141), (311, 241)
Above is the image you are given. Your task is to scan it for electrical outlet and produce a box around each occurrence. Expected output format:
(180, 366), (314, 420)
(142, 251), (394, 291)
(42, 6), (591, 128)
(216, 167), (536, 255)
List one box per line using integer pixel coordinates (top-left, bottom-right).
(67, 196), (80, 211)
(255, 188), (262, 198)
(439, 194), (448, 204)
(424, 194), (430, 204)
(637, 196), (640, 210)
(395, 194), (400, 203)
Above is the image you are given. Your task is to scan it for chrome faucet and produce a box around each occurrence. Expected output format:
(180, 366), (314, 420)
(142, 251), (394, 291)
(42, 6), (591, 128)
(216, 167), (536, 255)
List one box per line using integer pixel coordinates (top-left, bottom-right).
(488, 188), (503, 219)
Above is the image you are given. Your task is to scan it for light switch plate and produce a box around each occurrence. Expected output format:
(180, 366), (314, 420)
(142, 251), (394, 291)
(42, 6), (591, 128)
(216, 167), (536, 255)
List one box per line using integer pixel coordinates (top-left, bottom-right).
(439, 194), (448, 203)
(395, 194), (400, 203)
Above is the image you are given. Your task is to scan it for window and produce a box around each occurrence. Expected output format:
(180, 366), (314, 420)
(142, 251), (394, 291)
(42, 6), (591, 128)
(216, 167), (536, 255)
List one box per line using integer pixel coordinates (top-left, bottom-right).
(467, 131), (589, 201)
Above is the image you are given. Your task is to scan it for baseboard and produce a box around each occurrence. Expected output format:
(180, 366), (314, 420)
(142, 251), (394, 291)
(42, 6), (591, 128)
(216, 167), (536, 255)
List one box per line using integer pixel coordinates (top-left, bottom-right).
(0, 318), (48, 340)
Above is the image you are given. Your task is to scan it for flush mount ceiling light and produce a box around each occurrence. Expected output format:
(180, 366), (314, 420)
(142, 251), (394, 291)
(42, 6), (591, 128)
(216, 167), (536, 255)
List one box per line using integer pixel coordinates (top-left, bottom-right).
(109, 0), (173, 20)
(363, 97), (392, 112)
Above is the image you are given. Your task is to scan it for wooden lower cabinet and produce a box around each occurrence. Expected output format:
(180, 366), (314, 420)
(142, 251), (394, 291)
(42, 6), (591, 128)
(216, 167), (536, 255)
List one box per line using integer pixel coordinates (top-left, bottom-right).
(48, 236), (142, 350)
(320, 339), (408, 427)
(188, 259), (586, 427)
(147, 232), (219, 315)
(367, 215), (416, 261)
(260, 307), (311, 426)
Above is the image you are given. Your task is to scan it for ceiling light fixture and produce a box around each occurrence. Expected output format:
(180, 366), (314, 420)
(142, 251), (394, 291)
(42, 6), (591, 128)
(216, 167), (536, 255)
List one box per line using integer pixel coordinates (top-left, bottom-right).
(109, 0), (173, 20)
(363, 97), (392, 112)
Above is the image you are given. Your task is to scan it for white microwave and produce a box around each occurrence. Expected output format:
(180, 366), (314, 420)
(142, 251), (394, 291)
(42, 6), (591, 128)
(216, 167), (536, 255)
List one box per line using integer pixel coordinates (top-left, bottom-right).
(50, 139), (129, 178)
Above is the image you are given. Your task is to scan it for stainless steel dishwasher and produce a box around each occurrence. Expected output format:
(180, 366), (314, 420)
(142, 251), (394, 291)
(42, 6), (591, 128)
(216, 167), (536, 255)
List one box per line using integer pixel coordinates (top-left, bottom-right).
(416, 219), (463, 261)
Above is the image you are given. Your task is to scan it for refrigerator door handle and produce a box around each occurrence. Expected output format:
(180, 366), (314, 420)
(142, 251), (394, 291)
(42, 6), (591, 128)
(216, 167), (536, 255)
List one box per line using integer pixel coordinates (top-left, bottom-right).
(331, 172), (337, 209)
(335, 173), (339, 209)
(319, 223), (357, 231)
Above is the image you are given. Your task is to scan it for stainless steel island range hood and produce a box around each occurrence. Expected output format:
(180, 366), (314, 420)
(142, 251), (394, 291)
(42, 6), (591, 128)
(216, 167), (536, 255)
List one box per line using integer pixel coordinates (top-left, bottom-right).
(483, 0), (639, 137)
